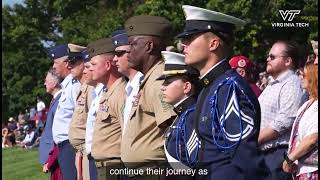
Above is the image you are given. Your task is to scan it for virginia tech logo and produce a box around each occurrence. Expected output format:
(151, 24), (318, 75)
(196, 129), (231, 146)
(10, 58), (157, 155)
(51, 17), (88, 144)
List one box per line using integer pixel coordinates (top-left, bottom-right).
(279, 10), (300, 21)
(271, 9), (309, 28)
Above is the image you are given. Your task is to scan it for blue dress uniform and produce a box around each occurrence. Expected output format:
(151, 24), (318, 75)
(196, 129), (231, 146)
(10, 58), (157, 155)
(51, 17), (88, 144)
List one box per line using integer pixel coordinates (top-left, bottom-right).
(176, 5), (270, 180)
(156, 51), (201, 170)
(165, 95), (199, 168)
(192, 60), (269, 179)
(50, 44), (81, 180)
(38, 90), (62, 165)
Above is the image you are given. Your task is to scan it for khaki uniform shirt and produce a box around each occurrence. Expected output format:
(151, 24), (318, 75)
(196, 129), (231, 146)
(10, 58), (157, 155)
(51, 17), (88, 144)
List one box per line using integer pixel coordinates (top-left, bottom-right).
(121, 61), (177, 167)
(69, 84), (95, 150)
(91, 77), (126, 161)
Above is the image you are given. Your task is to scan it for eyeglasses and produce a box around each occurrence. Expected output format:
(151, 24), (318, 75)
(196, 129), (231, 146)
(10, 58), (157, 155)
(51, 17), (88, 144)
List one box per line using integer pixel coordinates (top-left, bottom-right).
(114, 50), (129, 57)
(266, 54), (288, 61)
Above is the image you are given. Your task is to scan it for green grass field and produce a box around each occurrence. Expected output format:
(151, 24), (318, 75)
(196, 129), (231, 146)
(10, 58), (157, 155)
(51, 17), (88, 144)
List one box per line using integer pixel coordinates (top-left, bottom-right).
(2, 147), (49, 180)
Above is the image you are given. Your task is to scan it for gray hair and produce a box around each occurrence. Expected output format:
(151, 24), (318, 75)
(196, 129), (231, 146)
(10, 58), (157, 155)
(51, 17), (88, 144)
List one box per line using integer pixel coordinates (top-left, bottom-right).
(47, 68), (63, 84)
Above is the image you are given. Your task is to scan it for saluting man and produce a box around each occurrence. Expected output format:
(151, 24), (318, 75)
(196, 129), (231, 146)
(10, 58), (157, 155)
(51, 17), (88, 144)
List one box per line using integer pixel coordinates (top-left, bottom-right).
(177, 5), (270, 179)
(67, 45), (95, 180)
(50, 44), (81, 180)
(121, 15), (177, 179)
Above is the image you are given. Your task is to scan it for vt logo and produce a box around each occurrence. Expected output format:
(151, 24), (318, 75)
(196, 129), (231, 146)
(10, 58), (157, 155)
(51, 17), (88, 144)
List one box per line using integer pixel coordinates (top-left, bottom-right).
(279, 10), (301, 21)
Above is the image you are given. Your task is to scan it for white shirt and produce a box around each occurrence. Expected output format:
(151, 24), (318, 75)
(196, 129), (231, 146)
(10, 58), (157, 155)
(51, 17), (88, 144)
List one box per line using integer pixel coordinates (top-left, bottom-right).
(288, 99), (318, 175)
(22, 131), (35, 144)
(85, 83), (105, 154)
(37, 101), (46, 112)
(122, 72), (144, 134)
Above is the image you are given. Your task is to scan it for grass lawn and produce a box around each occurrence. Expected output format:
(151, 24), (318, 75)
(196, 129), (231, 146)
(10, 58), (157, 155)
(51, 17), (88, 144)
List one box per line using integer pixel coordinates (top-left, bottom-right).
(2, 147), (49, 180)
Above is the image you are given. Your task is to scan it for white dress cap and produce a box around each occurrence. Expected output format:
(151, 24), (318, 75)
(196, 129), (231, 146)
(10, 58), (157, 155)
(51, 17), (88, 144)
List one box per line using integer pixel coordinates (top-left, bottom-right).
(182, 5), (246, 27)
(161, 51), (186, 66)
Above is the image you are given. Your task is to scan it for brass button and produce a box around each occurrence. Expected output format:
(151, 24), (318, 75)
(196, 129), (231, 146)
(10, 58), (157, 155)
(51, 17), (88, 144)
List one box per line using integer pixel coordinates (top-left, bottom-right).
(204, 78), (210, 85)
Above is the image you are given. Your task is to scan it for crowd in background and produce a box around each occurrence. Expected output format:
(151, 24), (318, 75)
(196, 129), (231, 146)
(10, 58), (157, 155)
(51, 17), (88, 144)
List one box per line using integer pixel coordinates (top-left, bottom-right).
(2, 97), (47, 149)
(1, 5), (318, 180)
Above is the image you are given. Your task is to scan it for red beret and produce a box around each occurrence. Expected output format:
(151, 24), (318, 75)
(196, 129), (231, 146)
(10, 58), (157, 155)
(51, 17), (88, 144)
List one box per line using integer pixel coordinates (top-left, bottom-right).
(229, 55), (254, 69)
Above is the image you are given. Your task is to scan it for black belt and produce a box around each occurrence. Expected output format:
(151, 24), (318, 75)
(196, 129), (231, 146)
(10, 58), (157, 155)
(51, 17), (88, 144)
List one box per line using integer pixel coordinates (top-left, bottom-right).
(57, 140), (70, 148)
(262, 144), (288, 154)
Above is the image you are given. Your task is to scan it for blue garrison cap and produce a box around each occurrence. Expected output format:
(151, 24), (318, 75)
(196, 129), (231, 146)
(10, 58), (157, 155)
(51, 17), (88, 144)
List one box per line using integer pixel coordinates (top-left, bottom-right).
(48, 44), (68, 60)
(111, 29), (129, 48)
(81, 49), (90, 62)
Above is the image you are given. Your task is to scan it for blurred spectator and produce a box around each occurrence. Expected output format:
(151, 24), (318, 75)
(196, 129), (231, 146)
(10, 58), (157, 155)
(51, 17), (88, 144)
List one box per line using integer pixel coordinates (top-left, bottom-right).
(296, 68), (310, 103)
(18, 111), (27, 126)
(14, 127), (25, 144)
(229, 55), (262, 97)
(18, 126), (35, 148)
(25, 126), (43, 149)
(2, 122), (15, 148)
(7, 117), (17, 132)
(257, 72), (271, 91)
(258, 40), (306, 179)
(24, 108), (30, 121)
(282, 61), (318, 178)
(29, 106), (37, 120)
(311, 40), (318, 64)
(36, 96), (46, 128)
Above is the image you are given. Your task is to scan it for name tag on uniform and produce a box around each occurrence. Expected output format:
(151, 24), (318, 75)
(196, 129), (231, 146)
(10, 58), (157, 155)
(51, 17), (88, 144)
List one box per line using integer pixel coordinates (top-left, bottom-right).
(99, 104), (108, 112)
(77, 97), (85, 106)
(132, 91), (142, 107)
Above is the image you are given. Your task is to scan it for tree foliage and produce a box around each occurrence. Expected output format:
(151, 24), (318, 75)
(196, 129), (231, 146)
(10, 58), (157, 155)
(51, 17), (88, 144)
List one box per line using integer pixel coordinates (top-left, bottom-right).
(2, 0), (318, 121)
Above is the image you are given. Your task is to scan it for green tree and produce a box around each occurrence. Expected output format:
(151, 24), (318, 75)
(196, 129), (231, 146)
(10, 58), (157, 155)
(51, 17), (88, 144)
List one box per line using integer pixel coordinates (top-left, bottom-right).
(2, 0), (317, 122)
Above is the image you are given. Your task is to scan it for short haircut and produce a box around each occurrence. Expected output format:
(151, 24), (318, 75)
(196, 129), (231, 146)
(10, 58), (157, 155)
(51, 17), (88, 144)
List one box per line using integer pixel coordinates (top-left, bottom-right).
(174, 74), (201, 95)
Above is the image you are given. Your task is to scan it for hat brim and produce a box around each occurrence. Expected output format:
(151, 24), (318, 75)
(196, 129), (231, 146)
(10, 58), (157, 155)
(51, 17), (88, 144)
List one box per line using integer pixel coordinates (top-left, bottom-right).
(176, 29), (208, 39)
(156, 74), (174, 81)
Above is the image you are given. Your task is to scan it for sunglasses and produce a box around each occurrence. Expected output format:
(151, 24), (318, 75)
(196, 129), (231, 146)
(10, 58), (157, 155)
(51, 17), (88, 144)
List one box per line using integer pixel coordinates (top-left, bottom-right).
(114, 50), (129, 57)
(67, 58), (81, 65)
(266, 54), (288, 61)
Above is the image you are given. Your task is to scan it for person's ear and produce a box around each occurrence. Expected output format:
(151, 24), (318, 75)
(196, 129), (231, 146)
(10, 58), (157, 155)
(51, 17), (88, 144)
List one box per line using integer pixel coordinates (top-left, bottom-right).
(285, 57), (293, 67)
(208, 36), (220, 52)
(146, 41), (154, 54)
(183, 81), (192, 94)
(238, 68), (246, 77)
(105, 59), (111, 71)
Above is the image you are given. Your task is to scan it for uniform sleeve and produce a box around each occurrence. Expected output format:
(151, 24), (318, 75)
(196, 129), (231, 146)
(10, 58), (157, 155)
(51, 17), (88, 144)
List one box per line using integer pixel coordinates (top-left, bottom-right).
(216, 82), (258, 141)
(151, 79), (176, 127)
(270, 81), (303, 135)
